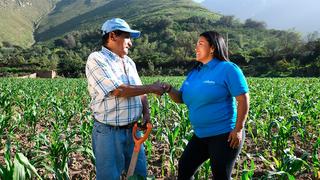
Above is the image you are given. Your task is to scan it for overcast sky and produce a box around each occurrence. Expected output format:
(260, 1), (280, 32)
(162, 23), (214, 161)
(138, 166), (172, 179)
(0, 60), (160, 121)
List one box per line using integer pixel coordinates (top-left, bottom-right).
(194, 0), (320, 34)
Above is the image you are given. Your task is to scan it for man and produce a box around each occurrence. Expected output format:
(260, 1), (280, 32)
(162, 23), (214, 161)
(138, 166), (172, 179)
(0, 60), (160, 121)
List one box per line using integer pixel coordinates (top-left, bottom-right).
(85, 18), (165, 179)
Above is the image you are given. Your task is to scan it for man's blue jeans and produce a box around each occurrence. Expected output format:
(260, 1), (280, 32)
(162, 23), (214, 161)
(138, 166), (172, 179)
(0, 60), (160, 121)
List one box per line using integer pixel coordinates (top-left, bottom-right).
(92, 120), (147, 180)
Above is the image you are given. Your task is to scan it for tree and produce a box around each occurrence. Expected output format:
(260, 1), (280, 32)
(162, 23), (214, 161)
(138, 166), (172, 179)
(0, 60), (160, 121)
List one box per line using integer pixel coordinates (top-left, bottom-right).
(217, 15), (238, 27)
(244, 19), (266, 29)
(58, 51), (85, 77)
(156, 17), (174, 29)
(174, 31), (198, 60)
(265, 37), (282, 59)
(278, 30), (302, 56)
(54, 34), (76, 49)
(306, 31), (319, 42)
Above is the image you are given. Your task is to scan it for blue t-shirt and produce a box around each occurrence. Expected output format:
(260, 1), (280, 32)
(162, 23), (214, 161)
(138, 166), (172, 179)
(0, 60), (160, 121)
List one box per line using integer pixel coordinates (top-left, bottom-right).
(180, 58), (249, 138)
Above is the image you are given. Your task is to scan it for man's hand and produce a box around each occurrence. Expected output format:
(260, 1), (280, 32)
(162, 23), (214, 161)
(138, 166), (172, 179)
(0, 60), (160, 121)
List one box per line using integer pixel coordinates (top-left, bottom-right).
(138, 113), (150, 131)
(160, 83), (172, 93)
(151, 81), (167, 96)
(110, 83), (166, 97)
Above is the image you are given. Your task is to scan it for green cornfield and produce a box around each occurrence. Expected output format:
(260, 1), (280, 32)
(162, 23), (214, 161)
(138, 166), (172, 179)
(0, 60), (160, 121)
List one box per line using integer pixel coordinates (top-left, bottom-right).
(0, 77), (319, 179)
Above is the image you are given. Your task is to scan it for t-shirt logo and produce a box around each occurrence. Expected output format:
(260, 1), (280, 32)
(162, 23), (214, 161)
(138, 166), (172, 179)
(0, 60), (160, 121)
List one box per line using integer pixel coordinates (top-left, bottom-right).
(203, 80), (216, 85)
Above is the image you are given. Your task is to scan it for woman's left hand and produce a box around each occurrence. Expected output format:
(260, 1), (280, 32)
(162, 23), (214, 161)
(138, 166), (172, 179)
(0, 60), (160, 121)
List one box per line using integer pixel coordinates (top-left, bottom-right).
(228, 128), (243, 149)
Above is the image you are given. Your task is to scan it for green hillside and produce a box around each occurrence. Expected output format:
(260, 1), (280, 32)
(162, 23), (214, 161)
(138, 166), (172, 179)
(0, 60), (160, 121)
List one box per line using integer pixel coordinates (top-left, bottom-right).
(35, 0), (218, 41)
(0, 0), (56, 47)
(35, 0), (112, 41)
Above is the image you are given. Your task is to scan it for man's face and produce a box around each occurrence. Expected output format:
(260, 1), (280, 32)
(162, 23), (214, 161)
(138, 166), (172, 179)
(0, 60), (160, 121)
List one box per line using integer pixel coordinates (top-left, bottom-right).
(112, 32), (132, 58)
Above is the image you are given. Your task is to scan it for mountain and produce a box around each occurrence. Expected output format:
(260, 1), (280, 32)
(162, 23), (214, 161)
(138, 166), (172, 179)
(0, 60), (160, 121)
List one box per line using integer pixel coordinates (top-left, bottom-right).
(0, 0), (219, 46)
(35, 0), (219, 42)
(200, 0), (320, 34)
(35, 0), (112, 41)
(0, 0), (56, 47)
(2, 0), (319, 78)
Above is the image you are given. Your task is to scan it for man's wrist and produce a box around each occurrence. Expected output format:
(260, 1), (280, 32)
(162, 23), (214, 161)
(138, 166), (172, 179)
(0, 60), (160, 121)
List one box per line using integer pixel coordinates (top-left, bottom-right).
(145, 85), (153, 94)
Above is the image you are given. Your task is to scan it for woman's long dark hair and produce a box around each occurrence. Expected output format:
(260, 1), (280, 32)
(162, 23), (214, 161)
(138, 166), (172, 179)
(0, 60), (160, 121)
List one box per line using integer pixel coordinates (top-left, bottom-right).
(200, 31), (229, 61)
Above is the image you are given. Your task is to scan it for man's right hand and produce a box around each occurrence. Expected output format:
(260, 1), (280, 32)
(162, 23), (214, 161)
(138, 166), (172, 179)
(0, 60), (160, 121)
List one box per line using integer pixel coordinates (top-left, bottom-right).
(150, 81), (167, 96)
(110, 82), (168, 98)
(160, 83), (172, 93)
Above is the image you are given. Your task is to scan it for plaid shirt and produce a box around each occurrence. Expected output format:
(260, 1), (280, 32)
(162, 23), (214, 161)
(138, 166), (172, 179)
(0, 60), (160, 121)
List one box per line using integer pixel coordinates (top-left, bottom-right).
(85, 47), (143, 126)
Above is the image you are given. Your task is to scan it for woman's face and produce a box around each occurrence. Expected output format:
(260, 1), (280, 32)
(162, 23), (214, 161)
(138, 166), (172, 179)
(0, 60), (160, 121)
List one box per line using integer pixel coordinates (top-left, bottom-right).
(195, 36), (214, 64)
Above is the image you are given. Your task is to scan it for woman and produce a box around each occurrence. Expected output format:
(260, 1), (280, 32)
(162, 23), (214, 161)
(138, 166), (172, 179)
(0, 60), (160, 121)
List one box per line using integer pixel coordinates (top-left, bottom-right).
(164, 31), (249, 179)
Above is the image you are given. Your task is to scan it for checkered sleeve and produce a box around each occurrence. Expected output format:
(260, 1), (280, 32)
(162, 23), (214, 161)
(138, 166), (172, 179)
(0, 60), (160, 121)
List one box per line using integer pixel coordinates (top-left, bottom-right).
(86, 53), (123, 96)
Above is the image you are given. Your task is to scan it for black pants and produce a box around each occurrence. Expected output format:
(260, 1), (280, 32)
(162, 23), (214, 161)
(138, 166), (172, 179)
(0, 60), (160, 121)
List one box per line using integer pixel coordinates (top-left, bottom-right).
(178, 131), (245, 180)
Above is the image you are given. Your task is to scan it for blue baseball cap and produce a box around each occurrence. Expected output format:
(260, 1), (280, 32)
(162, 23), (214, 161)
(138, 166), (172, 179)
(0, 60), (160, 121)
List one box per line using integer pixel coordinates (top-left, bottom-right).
(101, 18), (141, 38)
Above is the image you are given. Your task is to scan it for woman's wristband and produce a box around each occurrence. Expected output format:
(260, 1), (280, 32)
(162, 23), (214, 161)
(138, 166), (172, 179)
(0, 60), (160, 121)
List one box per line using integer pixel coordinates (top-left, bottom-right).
(166, 85), (172, 93)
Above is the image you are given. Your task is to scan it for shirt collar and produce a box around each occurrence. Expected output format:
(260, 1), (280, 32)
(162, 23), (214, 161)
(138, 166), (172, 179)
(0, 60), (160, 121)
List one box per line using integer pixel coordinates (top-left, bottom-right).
(101, 46), (125, 62)
(204, 58), (220, 69)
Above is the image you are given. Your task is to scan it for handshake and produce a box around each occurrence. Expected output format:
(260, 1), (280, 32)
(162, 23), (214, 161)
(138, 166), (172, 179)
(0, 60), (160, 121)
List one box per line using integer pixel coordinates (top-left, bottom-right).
(111, 81), (174, 97)
(149, 81), (173, 96)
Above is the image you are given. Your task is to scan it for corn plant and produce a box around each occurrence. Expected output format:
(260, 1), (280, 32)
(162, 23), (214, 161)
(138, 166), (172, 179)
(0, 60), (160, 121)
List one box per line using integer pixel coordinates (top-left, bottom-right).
(0, 77), (319, 179)
(241, 160), (255, 180)
(0, 140), (42, 180)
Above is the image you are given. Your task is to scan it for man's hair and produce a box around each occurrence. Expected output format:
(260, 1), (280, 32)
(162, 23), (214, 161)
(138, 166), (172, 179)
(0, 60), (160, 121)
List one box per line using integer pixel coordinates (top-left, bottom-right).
(101, 30), (126, 46)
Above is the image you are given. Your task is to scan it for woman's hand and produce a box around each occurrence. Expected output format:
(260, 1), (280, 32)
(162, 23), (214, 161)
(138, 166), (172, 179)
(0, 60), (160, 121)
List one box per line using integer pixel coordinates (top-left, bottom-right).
(228, 93), (249, 149)
(150, 81), (166, 96)
(228, 128), (243, 149)
(160, 83), (172, 93)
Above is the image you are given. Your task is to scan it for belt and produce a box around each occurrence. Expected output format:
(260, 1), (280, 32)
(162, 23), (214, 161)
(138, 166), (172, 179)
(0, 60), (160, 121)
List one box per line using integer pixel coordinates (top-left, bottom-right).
(108, 122), (135, 129)
(94, 119), (136, 129)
